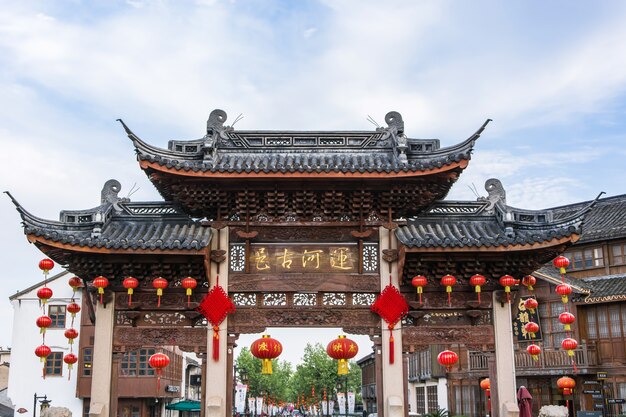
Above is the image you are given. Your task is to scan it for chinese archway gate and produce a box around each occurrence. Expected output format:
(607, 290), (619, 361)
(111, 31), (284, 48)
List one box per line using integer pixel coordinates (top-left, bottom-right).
(10, 110), (591, 417)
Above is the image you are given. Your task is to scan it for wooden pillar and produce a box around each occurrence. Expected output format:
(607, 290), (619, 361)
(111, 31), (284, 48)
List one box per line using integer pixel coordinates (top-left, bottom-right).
(379, 226), (405, 417)
(89, 300), (115, 417)
(225, 335), (238, 417)
(110, 353), (122, 417)
(373, 337), (384, 417)
(205, 227), (229, 417)
(492, 291), (519, 417)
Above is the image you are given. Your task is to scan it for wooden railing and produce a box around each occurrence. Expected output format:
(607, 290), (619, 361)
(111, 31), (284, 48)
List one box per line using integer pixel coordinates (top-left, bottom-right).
(468, 342), (597, 372)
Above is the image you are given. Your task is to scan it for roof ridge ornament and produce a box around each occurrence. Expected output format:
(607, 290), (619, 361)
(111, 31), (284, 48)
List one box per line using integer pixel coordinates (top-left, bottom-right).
(204, 109), (233, 162)
(383, 111), (408, 164)
(478, 178), (506, 214)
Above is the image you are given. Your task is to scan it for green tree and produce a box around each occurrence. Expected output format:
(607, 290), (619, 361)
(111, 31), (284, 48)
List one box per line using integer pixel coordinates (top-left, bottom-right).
(235, 347), (293, 402)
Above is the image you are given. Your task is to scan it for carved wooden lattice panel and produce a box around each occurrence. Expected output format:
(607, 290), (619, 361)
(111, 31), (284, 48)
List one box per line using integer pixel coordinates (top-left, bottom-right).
(293, 293), (317, 306)
(363, 243), (378, 272)
(322, 292), (346, 306)
(232, 293), (257, 306)
(263, 293), (287, 306)
(230, 244), (245, 272)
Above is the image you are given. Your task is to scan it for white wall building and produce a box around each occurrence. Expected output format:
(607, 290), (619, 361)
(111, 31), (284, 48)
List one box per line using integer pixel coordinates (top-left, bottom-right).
(8, 271), (83, 417)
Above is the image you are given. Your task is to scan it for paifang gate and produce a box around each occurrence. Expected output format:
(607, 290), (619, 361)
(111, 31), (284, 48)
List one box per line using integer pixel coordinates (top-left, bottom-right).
(10, 110), (592, 417)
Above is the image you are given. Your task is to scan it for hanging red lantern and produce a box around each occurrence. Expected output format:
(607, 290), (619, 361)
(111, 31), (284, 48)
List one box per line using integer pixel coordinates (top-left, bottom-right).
(67, 302), (81, 318)
(527, 344), (541, 361)
(64, 328), (78, 344)
(152, 277), (168, 307)
(480, 378), (491, 410)
(64, 353), (78, 380)
(39, 258), (55, 274)
(251, 335), (283, 374)
(36, 315), (52, 335)
(440, 275), (456, 307)
(521, 275), (537, 291)
(559, 312), (576, 331)
(523, 297), (538, 314)
(93, 276), (109, 304)
(562, 338), (578, 357)
(68, 277), (82, 292)
(524, 322), (540, 339)
(469, 274), (486, 303)
(553, 256), (570, 275)
(326, 335), (359, 375)
(149, 352), (170, 391)
(557, 376), (576, 407)
(37, 287), (53, 305)
(411, 275), (428, 304)
(181, 277), (198, 307)
(122, 277), (139, 307)
(556, 283), (572, 303)
(499, 275), (517, 303)
(35, 344), (51, 362)
(437, 350), (458, 372)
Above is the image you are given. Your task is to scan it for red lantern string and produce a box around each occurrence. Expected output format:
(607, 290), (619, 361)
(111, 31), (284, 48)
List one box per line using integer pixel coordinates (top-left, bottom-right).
(440, 275), (456, 307)
(149, 352), (170, 393)
(123, 277), (139, 307)
(469, 274), (486, 304)
(181, 277), (198, 307)
(499, 275), (517, 303)
(93, 276), (109, 305)
(152, 277), (168, 307)
(411, 275), (427, 305)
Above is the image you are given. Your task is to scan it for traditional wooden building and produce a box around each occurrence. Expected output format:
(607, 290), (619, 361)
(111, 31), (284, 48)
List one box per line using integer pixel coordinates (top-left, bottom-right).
(8, 109), (596, 417)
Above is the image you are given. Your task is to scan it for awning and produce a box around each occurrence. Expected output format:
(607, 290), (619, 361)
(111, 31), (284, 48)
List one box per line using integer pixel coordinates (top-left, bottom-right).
(165, 400), (201, 411)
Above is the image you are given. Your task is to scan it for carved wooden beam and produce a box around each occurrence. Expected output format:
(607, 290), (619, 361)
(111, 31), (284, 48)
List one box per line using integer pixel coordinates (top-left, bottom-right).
(402, 325), (495, 347)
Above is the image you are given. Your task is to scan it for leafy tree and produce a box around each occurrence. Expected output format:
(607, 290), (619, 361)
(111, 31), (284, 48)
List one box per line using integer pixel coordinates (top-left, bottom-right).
(235, 347), (293, 402)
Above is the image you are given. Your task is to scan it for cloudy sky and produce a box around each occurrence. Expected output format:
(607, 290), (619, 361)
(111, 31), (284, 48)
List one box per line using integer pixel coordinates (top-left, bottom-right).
(1, 0), (626, 361)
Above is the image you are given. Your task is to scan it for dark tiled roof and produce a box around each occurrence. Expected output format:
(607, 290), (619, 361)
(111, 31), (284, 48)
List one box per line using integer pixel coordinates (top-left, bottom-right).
(396, 200), (584, 249)
(6, 189), (211, 251)
(572, 273), (626, 304)
(552, 194), (626, 243)
(533, 265), (591, 294)
(119, 111), (491, 175)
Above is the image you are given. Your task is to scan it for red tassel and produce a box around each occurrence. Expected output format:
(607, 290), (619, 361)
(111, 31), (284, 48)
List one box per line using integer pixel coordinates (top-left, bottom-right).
(447, 292), (451, 307)
(128, 294), (132, 307)
(157, 370), (161, 393)
(477, 292), (481, 304)
(389, 330), (395, 364)
(213, 326), (220, 361)
(572, 360), (578, 374)
(99, 293), (103, 304)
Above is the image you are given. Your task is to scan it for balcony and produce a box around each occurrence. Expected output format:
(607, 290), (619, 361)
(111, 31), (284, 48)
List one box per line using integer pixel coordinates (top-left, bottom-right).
(469, 342), (597, 375)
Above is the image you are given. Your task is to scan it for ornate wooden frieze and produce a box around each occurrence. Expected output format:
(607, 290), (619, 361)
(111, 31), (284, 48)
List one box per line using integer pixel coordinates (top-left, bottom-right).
(402, 325), (495, 347)
(230, 226), (378, 243)
(403, 309), (492, 327)
(228, 306), (379, 334)
(228, 274), (379, 293)
(230, 292), (379, 308)
(114, 292), (203, 310)
(113, 327), (208, 351)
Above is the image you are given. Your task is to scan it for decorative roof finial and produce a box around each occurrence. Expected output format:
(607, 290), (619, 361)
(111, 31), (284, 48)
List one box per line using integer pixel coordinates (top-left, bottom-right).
(385, 111), (404, 134)
(207, 109), (227, 134)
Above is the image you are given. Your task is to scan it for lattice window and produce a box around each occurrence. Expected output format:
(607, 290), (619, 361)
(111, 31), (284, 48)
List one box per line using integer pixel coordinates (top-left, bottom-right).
(362, 244), (378, 272)
(233, 293), (257, 306)
(45, 352), (63, 376)
(323, 293), (346, 306)
(293, 293), (317, 306)
(352, 293), (376, 306)
(263, 293), (287, 306)
(48, 305), (66, 328)
(230, 244), (246, 272)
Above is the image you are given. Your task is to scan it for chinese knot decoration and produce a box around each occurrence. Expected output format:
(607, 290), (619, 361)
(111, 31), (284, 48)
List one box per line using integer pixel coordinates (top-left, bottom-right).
(469, 274), (486, 303)
(149, 352), (170, 392)
(440, 275), (457, 307)
(196, 276), (236, 361)
(371, 279), (409, 364)
(526, 344), (541, 361)
(326, 335), (359, 375)
(557, 376), (576, 407)
(251, 335), (283, 374)
(556, 283), (572, 304)
(499, 275), (517, 303)
(93, 276), (109, 304)
(123, 277), (139, 307)
(437, 350), (458, 372)
(411, 275), (428, 304)
(152, 277), (168, 307)
(181, 277), (198, 307)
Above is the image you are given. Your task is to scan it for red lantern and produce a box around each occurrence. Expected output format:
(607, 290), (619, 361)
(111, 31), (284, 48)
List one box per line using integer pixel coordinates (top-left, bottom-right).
(68, 277), (82, 291)
(553, 256), (570, 275)
(499, 275), (517, 302)
(35, 344), (51, 362)
(562, 338), (578, 357)
(521, 275), (536, 291)
(437, 350), (458, 372)
(36, 316), (52, 334)
(326, 335), (359, 375)
(524, 322), (540, 339)
(149, 352), (170, 391)
(440, 275), (456, 307)
(123, 277), (139, 307)
(152, 277), (168, 307)
(64, 328), (78, 344)
(181, 277), (198, 307)
(556, 283), (572, 303)
(411, 275), (428, 304)
(67, 302), (81, 318)
(523, 297), (538, 314)
(64, 353), (78, 379)
(39, 258), (54, 274)
(527, 344), (541, 361)
(93, 276), (109, 304)
(480, 378), (491, 410)
(469, 274), (486, 303)
(559, 312), (576, 331)
(557, 376), (576, 407)
(37, 287), (53, 305)
(251, 335), (283, 374)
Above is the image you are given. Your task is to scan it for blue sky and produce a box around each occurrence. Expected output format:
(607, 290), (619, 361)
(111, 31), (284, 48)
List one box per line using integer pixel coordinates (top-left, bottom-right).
(1, 0), (626, 360)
